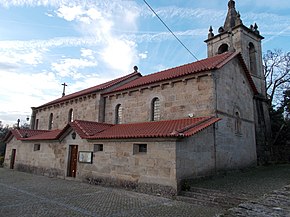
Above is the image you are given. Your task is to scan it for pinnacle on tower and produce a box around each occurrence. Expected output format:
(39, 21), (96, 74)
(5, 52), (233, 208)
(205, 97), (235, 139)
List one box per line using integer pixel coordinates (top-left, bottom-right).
(223, 0), (242, 31)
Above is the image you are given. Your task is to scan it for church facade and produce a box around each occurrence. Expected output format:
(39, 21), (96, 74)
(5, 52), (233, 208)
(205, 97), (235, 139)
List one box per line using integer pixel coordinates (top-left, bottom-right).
(3, 0), (270, 195)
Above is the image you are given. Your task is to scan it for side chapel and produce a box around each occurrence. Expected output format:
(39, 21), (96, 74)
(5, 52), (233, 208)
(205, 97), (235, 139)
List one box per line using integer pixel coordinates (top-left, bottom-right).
(4, 0), (270, 195)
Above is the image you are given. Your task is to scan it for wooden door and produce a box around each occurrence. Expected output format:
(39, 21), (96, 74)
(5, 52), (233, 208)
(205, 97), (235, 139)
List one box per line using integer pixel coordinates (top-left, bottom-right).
(10, 149), (16, 169)
(67, 145), (78, 177)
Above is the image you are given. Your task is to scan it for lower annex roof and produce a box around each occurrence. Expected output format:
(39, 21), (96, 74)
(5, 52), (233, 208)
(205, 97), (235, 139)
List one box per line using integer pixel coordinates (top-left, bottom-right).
(8, 116), (220, 141)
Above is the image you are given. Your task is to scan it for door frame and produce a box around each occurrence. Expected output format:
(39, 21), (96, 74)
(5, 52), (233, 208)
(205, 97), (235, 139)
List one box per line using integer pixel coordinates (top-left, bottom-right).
(67, 145), (78, 177)
(10, 149), (16, 169)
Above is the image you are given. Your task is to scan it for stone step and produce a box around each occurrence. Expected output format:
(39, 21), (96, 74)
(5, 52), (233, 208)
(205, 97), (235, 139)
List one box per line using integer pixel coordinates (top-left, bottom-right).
(284, 185), (290, 191)
(189, 187), (249, 200)
(176, 195), (222, 208)
(178, 187), (250, 209)
(180, 191), (245, 208)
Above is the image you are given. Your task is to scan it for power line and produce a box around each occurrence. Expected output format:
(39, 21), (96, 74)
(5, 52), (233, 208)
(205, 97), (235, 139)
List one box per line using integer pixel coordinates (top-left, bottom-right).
(143, 0), (199, 61)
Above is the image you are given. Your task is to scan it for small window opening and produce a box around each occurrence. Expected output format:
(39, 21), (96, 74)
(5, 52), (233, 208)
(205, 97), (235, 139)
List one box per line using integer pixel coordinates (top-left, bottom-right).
(151, 97), (160, 121)
(48, 113), (53, 130)
(218, 44), (229, 54)
(34, 144), (41, 151)
(94, 144), (103, 152)
(68, 109), (74, 122)
(133, 144), (147, 154)
(115, 104), (123, 124)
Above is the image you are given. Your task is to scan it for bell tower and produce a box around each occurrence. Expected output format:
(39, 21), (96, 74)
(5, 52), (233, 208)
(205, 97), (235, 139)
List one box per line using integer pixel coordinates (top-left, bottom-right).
(205, 0), (266, 96)
(205, 0), (271, 164)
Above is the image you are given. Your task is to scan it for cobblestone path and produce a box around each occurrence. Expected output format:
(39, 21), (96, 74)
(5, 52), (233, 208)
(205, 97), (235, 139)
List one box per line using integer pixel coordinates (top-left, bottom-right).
(0, 169), (222, 217)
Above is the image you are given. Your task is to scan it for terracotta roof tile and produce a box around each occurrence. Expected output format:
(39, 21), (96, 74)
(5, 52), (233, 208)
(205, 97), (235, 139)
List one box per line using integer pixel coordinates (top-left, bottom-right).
(22, 130), (62, 141)
(36, 72), (141, 109)
(105, 52), (236, 94)
(5, 117), (220, 142)
(88, 116), (220, 139)
(70, 120), (113, 138)
(11, 129), (50, 140)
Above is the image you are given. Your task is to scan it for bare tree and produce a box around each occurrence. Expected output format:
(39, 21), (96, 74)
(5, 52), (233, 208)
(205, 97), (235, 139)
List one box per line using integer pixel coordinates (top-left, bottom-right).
(263, 50), (290, 106)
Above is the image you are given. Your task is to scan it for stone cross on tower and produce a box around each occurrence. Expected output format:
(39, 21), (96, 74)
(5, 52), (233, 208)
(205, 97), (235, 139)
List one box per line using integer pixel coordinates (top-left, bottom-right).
(61, 83), (67, 97)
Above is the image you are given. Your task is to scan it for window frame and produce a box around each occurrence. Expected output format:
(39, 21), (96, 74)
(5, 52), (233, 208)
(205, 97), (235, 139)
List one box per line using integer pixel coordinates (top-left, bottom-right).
(115, 104), (123, 124)
(93, 144), (104, 152)
(68, 108), (74, 122)
(48, 113), (53, 130)
(133, 143), (147, 155)
(33, 144), (41, 151)
(151, 97), (161, 121)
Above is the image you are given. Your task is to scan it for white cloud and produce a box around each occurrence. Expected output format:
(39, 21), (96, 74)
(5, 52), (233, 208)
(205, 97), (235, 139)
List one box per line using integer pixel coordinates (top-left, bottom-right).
(51, 58), (98, 79)
(101, 38), (137, 73)
(0, 49), (44, 66)
(139, 51), (148, 59)
(56, 5), (84, 22)
(45, 12), (53, 17)
(0, 37), (101, 50)
(53, 2), (140, 73)
(0, 70), (60, 126)
(81, 48), (94, 59)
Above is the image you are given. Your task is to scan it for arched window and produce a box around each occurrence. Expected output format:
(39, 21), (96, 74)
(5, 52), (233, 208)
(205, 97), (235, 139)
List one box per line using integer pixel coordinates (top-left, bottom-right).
(235, 111), (241, 134)
(249, 42), (257, 75)
(151, 97), (160, 121)
(35, 119), (39, 130)
(218, 43), (229, 54)
(115, 104), (123, 124)
(48, 113), (53, 130)
(68, 109), (74, 122)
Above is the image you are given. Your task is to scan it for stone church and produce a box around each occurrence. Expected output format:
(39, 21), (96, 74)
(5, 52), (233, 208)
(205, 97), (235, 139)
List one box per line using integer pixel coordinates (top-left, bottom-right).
(3, 0), (270, 195)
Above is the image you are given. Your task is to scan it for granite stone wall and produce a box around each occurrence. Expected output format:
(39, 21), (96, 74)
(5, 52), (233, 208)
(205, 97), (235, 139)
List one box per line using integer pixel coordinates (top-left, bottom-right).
(104, 73), (215, 124)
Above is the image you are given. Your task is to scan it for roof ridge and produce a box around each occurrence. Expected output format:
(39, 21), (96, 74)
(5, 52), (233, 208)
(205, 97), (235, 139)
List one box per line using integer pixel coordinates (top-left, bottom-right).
(103, 52), (236, 95)
(216, 51), (239, 69)
(35, 71), (140, 109)
(13, 129), (23, 138)
(174, 117), (213, 135)
(74, 120), (90, 136)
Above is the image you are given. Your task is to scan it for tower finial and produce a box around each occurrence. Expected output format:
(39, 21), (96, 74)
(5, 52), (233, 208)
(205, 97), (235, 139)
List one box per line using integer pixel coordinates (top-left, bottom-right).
(208, 26), (214, 39)
(224, 0), (239, 30)
(228, 0), (235, 9)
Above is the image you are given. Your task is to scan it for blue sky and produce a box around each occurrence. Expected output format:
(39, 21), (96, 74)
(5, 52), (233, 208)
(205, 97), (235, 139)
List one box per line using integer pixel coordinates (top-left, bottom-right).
(0, 0), (290, 126)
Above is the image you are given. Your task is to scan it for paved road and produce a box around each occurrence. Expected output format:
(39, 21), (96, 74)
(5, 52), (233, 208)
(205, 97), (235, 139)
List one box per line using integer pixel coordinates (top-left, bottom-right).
(0, 168), (222, 217)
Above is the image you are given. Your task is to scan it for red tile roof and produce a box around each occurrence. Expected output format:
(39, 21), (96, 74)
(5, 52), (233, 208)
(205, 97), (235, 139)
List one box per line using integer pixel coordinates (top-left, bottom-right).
(69, 120), (112, 138)
(88, 116), (220, 139)
(21, 130), (63, 141)
(105, 52), (236, 94)
(104, 52), (258, 95)
(35, 71), (141, 109)
(11, 129), (50, 140)
(6, 117), (220, 142)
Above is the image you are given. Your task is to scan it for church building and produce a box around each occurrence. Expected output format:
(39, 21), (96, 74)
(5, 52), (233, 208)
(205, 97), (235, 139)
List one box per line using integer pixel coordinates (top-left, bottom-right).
(3, 0), (270, 195)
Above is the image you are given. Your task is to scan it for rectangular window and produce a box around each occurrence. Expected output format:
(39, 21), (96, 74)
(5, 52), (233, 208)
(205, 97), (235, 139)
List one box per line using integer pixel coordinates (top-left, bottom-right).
(34, 144), (40, 151)
(94, 144), (103, 152)
(133, 144), (147, 155)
